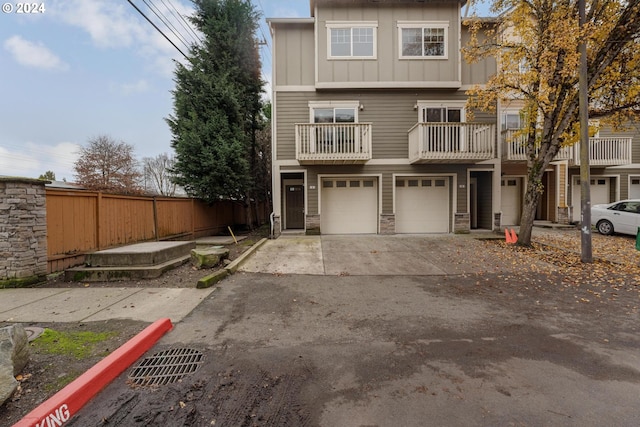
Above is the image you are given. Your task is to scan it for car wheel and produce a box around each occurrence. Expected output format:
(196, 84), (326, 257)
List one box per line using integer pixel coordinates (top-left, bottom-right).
(597, 220), (614, 235)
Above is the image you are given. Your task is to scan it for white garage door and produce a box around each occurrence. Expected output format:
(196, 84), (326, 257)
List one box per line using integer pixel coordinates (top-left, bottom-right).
(321, 178), (378, 234)
(630, 177), (640, 199)
(396, 177), (450, 233)
(501, 178), (522, 226)
(572, 177), (610, 222)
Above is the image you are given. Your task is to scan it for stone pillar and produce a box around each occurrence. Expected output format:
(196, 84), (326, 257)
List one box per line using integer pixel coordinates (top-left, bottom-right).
(493, 212), (502, 231)
(271, 214), (281, 238)
(557, 206), (570, 225)
(454, 212), (470, 234)
(0, 177), (48, 288)
(305, 214), (321, 235)
(380, 214), (395, 235)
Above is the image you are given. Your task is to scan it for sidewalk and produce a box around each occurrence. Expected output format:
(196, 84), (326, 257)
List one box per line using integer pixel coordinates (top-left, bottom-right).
(0, 287), (215, 324)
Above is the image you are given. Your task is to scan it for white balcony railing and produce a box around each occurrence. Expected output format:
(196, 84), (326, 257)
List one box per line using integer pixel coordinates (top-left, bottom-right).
(572, 137), (633, 166)
(295, 123), (372, 164)
(501, 130), (632, 165)
(408, 122), (496, 163)
(501, 129), (572, 161)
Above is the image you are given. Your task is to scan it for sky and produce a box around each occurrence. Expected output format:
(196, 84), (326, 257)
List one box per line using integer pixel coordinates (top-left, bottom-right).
(0, 0), (491, 182)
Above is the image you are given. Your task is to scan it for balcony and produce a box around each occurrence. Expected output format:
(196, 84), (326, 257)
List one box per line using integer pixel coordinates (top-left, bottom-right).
(501, 130), (632, 166)
(295, 123), (372, 164)
(572, 137), (633, 166)
(501, 129), (572, 162)
(408, 122), (496, 163)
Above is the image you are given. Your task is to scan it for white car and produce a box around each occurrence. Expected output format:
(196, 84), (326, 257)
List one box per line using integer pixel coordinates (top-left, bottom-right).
(591, 199), (640, 236)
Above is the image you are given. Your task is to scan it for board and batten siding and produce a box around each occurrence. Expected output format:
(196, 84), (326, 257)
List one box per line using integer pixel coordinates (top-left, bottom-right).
(315, 4), (461, 86)
(461, 24), (497, 86)
(272, 22), (315, 88)
(275, 90), (492, 161)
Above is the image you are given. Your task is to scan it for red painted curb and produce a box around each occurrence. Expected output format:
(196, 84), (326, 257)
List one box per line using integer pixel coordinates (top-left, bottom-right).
(14, 318), (173, 427)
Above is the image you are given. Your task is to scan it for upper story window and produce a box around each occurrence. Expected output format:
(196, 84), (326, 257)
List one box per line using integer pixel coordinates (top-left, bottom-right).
(327, 21), (377, 59)
(418, 101), (465, 123)
(503, 111), (523, 130)
(310, 101), (359, 123)
(398, 21), (449, 59)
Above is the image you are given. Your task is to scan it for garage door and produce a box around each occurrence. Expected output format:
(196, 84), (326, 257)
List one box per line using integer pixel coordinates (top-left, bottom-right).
(501, 178), (522, 225)
(572, 177), (610, 222)
(396, 177), (450, 233)
(321, 178), (378, 234)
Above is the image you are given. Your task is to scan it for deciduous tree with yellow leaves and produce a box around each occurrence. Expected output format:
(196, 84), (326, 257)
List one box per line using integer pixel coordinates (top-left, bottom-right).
(464, 0), (640, 246)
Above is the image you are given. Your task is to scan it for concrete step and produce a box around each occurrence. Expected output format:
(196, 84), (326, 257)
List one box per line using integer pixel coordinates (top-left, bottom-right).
(65, 255), (191, 282)
(85, 241), (196, 267)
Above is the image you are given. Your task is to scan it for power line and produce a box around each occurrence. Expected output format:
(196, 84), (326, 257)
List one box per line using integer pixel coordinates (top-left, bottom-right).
(125, 0), (189, 60)
(142, 0), (195, 51)
(162, 0), (203, 45)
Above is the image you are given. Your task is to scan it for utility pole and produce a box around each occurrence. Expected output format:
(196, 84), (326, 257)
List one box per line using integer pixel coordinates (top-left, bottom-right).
(579, 0), (592, 263)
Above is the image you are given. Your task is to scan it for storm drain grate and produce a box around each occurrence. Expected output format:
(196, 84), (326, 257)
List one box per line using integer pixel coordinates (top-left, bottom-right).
(128, 348), (204, 386)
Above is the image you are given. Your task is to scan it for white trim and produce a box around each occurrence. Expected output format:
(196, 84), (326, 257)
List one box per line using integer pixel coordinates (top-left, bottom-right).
(315, 81), (461, 89)
(326, 21), (378, 60)
(274, 85), (317, 92)
(366, 159), (412, 165)
(267, 18), (315, 25)
(397, 21), (450, 60)
(308, 100), (360, 122)
(416, 100), (467, 122)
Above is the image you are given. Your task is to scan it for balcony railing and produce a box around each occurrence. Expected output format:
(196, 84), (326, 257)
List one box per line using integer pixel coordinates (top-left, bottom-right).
(501, 129), (572, 161)
(408, 122), (496, 163)
(572, 137), (633, 166)
(295, 123), (372, 164)
(501, 130), (632, 165)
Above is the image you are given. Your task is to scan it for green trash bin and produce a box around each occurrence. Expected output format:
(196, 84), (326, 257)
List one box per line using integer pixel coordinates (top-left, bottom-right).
(636, 227), (640, 251)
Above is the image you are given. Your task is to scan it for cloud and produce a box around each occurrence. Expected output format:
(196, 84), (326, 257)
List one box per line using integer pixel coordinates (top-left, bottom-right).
(48, 0), (198, 76)
(0, 141), (80, 181)
(3, 35), (69, 70)
(111, 79), (150, 95)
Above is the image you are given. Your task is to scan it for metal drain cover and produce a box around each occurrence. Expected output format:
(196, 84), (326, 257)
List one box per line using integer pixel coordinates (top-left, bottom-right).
(128, 348), (204, 386)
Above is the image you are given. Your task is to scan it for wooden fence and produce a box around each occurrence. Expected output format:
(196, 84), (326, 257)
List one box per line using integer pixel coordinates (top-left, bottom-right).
(46, 188), (269, 273)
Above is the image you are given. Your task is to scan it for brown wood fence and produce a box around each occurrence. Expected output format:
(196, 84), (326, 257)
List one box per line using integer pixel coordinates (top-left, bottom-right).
(46, 188), (269, 273)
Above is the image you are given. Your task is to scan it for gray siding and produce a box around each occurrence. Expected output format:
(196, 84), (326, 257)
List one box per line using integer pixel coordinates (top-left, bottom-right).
(272, 22), (315, 87)
(280, 163), (478, 215)
(316, 4), (461, 86)
(274, 90), (494, 161)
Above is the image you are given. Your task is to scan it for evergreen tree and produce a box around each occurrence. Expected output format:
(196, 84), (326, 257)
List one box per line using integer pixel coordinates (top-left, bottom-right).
(167, 0), (264, 206)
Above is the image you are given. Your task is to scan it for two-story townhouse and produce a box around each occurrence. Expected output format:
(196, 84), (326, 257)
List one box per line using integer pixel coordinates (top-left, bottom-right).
(268, 0), (500, 236)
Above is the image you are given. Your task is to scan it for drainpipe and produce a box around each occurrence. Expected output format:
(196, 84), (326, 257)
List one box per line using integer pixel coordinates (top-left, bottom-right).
(269, 212), (275, 239)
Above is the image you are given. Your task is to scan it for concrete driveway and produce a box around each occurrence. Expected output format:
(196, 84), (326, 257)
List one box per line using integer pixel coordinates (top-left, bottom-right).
(239, 234), (515, 276)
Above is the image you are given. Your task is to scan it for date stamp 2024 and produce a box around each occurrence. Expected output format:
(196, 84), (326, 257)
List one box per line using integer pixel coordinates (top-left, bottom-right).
(2, 2), (46, 14)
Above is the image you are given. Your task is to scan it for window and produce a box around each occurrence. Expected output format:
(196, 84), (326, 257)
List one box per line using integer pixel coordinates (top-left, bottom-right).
(327, 22), (377, 59)
(398, 22), (448, 59)
(503, 112), (522, 130)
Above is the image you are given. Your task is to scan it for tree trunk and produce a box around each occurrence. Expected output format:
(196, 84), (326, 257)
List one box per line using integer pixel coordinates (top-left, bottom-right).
(518, 160), (546, 246)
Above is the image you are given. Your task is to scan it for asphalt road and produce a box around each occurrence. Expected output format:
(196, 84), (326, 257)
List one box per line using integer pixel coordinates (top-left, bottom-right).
(71, 265), (640, 426)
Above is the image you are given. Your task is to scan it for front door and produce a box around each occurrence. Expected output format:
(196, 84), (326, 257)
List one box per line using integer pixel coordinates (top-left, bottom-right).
(285, 185), (304, 229)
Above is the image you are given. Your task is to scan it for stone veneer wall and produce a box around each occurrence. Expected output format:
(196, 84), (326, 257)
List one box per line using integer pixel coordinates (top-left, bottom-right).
(557, 207), (570, 225)
(380, 214), (395, 235)
(454, 212), (470, 234)
(305, 214), (321, 235)
(0, 178), (48, 287)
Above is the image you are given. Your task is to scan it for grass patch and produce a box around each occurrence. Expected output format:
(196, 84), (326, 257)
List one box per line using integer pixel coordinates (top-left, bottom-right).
(31, 328), (118, 359)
